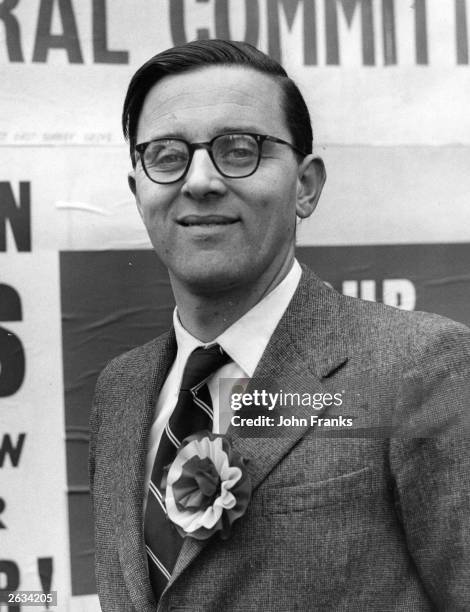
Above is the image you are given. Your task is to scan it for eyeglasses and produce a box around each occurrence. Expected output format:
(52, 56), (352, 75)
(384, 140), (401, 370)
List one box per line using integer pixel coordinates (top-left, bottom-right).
(134, 132), (305, 184)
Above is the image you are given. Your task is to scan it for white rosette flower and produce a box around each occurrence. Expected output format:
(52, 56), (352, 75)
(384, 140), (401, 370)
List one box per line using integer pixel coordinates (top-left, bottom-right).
(163, 432), (252, 540)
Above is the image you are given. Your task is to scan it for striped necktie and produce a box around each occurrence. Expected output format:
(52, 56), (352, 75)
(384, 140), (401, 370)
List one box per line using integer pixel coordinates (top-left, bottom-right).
(144, 344), (231, 602)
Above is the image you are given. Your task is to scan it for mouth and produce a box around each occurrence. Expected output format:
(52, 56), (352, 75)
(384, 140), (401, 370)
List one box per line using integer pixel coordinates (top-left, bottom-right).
(177, 215), (239, 227)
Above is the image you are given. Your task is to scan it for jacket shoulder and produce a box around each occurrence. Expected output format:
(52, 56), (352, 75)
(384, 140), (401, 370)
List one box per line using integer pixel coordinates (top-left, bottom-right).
(94, 329), (175, 395)
(297, 265), (470, 364)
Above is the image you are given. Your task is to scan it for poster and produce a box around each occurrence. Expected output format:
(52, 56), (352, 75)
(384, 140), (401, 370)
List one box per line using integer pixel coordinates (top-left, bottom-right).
(1, 1), (469, 609)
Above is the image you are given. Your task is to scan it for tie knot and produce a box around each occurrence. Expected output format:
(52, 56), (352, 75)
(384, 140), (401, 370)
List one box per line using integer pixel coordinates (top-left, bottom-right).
(180, 344), (231, 391)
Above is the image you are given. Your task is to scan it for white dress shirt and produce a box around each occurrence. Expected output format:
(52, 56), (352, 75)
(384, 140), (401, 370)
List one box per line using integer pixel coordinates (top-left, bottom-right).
(143, 259), (302, 506)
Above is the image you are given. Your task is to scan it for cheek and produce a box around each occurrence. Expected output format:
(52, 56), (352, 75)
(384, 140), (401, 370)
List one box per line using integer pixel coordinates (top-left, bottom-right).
(136, 184), (171, 223)
(249, 167), (298, 203)
(251, 182), (297, 226)
(243, 199), (296, 251)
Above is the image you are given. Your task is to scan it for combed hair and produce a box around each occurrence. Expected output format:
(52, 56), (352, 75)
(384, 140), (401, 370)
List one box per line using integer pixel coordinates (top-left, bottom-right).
(122, 39), (313, 162)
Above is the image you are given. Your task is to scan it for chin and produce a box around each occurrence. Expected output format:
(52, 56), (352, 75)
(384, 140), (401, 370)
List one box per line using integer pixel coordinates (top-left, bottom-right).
(173, 260), (250, 294)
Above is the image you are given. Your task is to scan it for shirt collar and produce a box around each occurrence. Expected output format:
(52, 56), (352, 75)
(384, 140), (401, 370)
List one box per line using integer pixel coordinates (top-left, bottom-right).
(173, 259), (302, 377)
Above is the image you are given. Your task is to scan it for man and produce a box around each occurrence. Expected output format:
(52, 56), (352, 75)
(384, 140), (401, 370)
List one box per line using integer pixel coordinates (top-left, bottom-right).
(89, 39), (470, 611)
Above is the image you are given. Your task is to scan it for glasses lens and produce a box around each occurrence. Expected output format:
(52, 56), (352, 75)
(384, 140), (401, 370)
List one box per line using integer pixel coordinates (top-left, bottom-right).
(143, 139), (189, 183)
(213, 134), (259, 177)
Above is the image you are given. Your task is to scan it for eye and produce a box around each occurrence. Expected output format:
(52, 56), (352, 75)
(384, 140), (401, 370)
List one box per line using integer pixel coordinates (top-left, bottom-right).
(157, 150), (186, 164)
(225, 146), (254, 159)
(216, 135), (258, 166)
(145, 140), (188, 170)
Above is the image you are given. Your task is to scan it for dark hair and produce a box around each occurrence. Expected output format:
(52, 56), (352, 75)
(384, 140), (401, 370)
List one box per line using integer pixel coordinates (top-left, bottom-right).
(122, 39), (313, 163)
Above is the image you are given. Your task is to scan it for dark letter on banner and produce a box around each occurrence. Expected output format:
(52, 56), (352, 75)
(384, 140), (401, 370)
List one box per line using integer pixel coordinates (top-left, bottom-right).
(0, 0), (24, 61)
(414, 0), (428, 64)
(325, 0), (375, 65)
(267, 0), (317, 64)
(93, 0), (128, 63)
(170, 0), (187, 45)
(170, 0), (216, 43)
(455, 0), (469, 64)
(0, 182), (31, 252)
(382, 0), (397, 64)
(0, 560), (20, 612)
(0, 434), (26, 467)
(33, 0), (83, 63)
(0, 285), (25, 397)
(0, 498), (5, 528)
(215, 0), (259, 46)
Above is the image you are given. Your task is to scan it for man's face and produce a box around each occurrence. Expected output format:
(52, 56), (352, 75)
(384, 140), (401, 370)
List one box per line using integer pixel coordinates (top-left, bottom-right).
(131, 65), (322, 294)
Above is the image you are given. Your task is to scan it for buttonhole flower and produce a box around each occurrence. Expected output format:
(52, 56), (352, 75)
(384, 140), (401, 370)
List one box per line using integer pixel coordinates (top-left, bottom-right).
(162, 431), (252, 540)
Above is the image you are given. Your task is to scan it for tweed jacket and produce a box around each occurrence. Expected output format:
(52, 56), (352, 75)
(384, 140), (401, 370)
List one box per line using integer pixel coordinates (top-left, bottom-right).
(89, 266), (470, 611)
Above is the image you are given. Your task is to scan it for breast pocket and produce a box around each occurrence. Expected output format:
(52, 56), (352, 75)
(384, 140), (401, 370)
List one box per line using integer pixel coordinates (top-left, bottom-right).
(258, 465), (381, 513)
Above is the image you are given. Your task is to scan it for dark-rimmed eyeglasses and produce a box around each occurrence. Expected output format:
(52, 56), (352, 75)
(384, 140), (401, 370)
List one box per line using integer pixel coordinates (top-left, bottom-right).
(134, 133), (305, 184)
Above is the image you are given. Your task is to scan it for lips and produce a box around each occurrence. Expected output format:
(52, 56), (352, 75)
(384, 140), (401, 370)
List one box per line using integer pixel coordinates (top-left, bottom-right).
(177, 215), (239, 227)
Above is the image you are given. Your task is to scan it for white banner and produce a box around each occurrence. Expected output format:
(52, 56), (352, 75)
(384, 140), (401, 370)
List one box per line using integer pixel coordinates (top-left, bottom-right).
(0, 0), (470, 146)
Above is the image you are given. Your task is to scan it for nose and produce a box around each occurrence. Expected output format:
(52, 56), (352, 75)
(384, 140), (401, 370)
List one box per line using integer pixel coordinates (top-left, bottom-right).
(181, 149), (227, 200)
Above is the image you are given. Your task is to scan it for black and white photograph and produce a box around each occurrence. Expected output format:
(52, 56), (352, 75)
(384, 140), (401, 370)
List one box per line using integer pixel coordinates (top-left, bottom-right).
(1, 1), (470, 610)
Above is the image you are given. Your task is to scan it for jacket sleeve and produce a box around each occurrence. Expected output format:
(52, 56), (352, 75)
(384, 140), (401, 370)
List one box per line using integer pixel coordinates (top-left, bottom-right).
(88, 366), (108, 505)
(390, 319), (470, 610)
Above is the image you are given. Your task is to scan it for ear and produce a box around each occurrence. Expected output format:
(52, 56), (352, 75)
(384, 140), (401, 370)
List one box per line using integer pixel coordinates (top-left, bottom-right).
(128, 170), (143, 219)
(128, 169), (136, 195)
(295, 156), (326, 219)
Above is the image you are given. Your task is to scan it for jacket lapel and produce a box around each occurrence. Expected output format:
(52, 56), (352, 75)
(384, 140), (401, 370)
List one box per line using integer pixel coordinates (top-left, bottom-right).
(169, 267), (349, 587)
(117, 330), (177, 611)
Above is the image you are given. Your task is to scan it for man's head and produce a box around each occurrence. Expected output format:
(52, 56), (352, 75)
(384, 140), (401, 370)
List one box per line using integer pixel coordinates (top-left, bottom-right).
(124, 40), (325, 297)
(123, 39), (313, 164)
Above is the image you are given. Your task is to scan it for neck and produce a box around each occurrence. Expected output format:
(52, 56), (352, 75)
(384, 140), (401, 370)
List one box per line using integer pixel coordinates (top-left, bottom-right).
(171, 255), (295, 342)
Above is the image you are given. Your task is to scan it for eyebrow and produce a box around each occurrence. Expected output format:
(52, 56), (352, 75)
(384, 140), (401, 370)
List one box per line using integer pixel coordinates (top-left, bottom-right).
(144, 126), (266, 142)
(216, 126), (265, 134)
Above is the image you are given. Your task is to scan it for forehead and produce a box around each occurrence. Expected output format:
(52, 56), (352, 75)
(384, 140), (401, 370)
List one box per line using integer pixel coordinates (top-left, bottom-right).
(136, 65), (287, 142)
